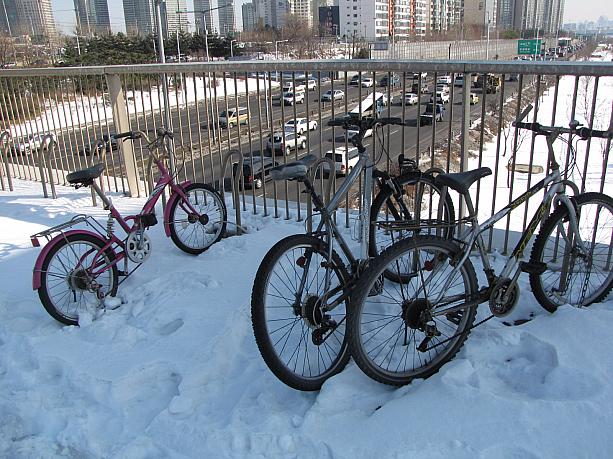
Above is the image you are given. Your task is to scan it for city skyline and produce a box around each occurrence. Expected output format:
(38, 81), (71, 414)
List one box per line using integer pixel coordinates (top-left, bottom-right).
(0, 0), (608, 36)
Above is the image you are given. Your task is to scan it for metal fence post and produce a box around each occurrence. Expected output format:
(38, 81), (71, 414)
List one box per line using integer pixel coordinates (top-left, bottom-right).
(0, 131), (13, 191)
(459, 70), (472, 223)
(106, 73), (139, 197)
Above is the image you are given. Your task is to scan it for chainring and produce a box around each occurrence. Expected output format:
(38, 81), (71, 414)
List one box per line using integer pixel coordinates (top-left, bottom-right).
(489, 278), (520, 317)
(126, 232), (152, 263)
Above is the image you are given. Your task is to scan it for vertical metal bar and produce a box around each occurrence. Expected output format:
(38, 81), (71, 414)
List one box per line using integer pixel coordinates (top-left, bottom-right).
(474, 71), (490, 218)
(487, 76), (506, 252)
(581, 76), (600, 193)
(521, 74), (541, 230)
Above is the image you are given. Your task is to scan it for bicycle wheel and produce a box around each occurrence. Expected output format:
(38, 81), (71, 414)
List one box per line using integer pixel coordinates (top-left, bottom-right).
(168, 183), (227, 255)
(251, 234), (351, 391)
(38, 233), (118, 326)
(348, 236), (478, 386)
(530, 192), (613, 312)
(369, 173), (455, 260)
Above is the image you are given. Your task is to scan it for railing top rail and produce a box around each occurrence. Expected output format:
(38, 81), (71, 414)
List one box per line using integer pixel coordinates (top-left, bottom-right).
(0, 59), (612, 78)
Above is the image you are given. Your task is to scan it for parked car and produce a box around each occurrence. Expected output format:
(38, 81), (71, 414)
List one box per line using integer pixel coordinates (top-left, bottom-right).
(323, 146), (359, 176)
(233, 155), (278, 189)
(436, 83), (450, 93)
(266, 130), (307, 156)
(454, 74), (464, 87)
(469, 93), (480, 105)
(361, 77), (374, 88)
(306, 79), (317, 91)
(284, 117), (318, 134)
(219, 107), (249, 128)
(404, 92), (419, 105)
(437, 75), (453, 85)
(10, 133), (56, 155)
(78, 134), (118, 156)
(321, 89), (344, 101)
(431, 90), (450, 104)
(283, 90), (305, 105)
(420, 103), (445, 125)
(379, 74), (400, 87)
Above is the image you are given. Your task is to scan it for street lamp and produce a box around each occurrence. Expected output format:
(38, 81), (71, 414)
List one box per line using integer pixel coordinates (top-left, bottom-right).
(275, 39), (289, 60)
(230, 39), (237, 58)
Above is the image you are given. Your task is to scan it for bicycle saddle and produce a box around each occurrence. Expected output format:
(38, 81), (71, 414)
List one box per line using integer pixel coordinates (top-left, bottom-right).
(270, 154), (318, 181)
(66, 163), (105, 185)
(435, 167), (492, 195)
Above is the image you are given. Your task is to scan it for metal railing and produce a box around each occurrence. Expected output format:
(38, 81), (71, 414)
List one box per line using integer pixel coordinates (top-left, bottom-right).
(0, 56), (611, 253)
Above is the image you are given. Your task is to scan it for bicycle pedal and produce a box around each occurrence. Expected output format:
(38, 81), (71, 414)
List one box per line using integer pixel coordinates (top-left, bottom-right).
(117, 270), (129, 277)
(519, 261), (547, 275)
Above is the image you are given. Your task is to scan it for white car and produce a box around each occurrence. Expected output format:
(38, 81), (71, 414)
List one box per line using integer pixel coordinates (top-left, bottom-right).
(284, 117), (318, 134)
(454, 74), (464, 87)
(436, 83), (450, 94)
(323, 146), (359, 176)
(283, 90), (305, 105)
(321, 89), (344, 101)
(431, 91), (450, 104)
(437, 75), (453, 85)
(306, 79), (317, 91)
(404, 92), (419, 105)
(282, 81), (306, 93)
(347, 127), (373, 140)
(361, 78), (374, 88)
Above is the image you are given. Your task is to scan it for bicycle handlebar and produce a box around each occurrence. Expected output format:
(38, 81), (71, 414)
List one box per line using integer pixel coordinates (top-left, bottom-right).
(327, 117), (405, 130)
(113, 131), (142, 140)
(513, 121), (613, 140)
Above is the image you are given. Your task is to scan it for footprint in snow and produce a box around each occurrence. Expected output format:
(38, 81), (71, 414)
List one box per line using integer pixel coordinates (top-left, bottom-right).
(156, 318), (184, 336)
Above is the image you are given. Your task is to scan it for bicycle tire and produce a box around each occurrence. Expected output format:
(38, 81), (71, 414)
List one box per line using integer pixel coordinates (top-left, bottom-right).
(38, 233), (118, 326)
(349, 236), (478, 386)
(530, 192), (613, 312)
(251, 234), (351, 391)
(369, 173), (455, 274)
(168, 183), (227, 255)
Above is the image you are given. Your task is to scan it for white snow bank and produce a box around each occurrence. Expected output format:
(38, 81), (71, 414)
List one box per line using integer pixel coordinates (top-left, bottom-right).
(0, 178), (612, 457)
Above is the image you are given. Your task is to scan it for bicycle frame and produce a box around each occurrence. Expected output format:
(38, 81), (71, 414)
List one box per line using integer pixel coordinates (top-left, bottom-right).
(419, 167), (585, 318)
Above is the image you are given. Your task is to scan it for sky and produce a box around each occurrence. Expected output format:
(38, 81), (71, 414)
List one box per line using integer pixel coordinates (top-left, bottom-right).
(50, 0), (608, 35)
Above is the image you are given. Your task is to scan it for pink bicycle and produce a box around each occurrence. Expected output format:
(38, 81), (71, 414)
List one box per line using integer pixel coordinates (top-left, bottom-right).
(31, 128), (227, 325)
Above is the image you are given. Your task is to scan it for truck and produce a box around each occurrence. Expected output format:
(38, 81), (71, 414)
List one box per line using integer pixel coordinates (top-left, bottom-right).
(474, 74), (501, 94)
(349, 92), (386, 120)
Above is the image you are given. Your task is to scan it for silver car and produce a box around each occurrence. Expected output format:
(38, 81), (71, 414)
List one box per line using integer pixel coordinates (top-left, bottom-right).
(266, 130), (307, 156)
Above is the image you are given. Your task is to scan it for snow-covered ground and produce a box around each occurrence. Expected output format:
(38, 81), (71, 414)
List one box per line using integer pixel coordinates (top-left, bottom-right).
(0, 177), (612, 458)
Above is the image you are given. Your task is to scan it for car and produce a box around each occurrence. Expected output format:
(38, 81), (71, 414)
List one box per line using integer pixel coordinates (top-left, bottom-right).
(283, 90), (305, 105)
(266, 130), (307, 156)
(282, 81), (306, 93)
(437, 75), (453, 85)
(361, 77), (374, 88)
(284, 118), (318, 134)
(323, 146), (359, 176)
(404, 92), (419, 105)
(349, 75), (360, 86)
(78, 134), (118, 156)
(233, 155), (278, 189)
(469, 93), (480, 105)
(321, 89), (344, 101)
(10, 133), (57, 155)
(436, 83), (450, 93)
(319, 76), (331, 84)
(419, 103), (445, 125)
(379, 74), (400, 87)
(454, 74), (464, 87)
(506, 74), (519, 82)
(306, 79), (317, 91)
(347, 126), (373, 140)
(219, 107), (249, 128)
(411, 82), (429, 94)
(431, 91), (450, 104)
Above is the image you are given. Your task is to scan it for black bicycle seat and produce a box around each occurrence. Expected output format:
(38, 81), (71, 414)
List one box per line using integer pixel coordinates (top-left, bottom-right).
(66, 163), (105, 185)
(270, 155), (318, 181)
(435, 167), (492, 195)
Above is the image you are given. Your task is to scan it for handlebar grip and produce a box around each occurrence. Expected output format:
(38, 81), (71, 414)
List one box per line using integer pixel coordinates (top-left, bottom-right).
(327, 118), (348, 127)
(378, 117), (404, 126)
(577, 127), (613, 140)
(113, 131), (141, 140)
(513, 121), (541, 132)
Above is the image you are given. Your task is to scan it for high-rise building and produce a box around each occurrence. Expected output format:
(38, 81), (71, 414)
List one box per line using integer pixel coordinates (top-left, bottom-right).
(253, 0), (272, 28)
(218, 0), (235, 34)
(124, 0), (187, 37)
(509, 0), (564, 35)
(463, 0), (497, 33)
(338, 0), (410, 39)
(428, 0), (462, 34)
(74, 0), (111, 35)
(290, 0), (313, 28)
(13, 0), (57, 40)
(0, 0), (19, 36)
(318, 5), (339, 35)
(242, 2), (255, 31)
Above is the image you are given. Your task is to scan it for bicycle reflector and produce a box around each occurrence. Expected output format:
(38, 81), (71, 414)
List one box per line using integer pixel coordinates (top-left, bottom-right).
(30, 236), (40, 247)
(296, 256), (306, 267)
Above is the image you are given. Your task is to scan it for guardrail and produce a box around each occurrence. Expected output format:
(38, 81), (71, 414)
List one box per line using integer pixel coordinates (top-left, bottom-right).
(0, 56), (611, 253)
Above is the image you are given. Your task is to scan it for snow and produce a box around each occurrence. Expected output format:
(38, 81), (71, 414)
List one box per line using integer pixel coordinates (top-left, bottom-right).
(0, 176), (612, 457)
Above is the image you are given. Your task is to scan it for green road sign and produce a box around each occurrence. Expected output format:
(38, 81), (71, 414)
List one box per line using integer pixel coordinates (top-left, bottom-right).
(518, 39), (544, 55)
